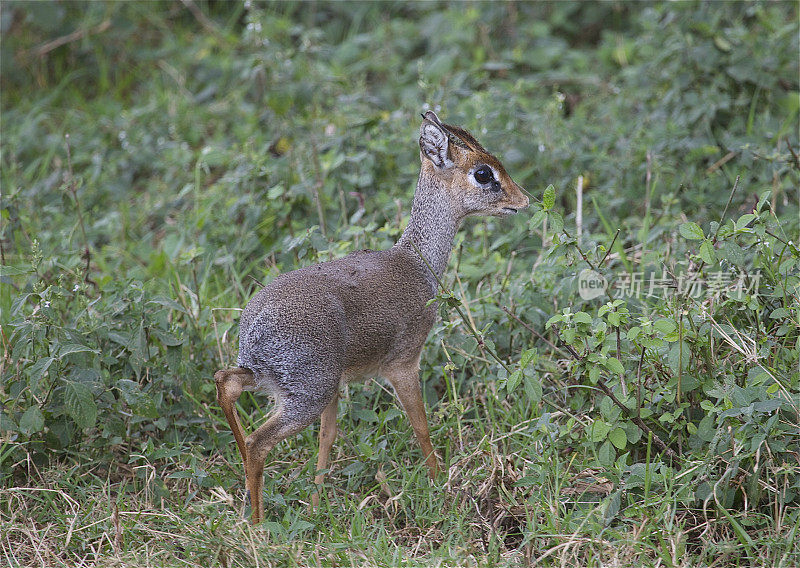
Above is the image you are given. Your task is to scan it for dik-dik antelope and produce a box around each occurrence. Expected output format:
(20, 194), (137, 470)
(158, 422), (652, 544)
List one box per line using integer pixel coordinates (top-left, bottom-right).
(215, 110), (529, 523)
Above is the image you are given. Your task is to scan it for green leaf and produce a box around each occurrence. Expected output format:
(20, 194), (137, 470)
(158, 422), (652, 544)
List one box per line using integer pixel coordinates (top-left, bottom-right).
(625, 422), (643, 444)
(19, 406), (45, 435)
(64, 381), (97, 430)
(598, 440), (615, 467)
(0, 264), (33, 276)
(609, 427), (627, 450)
(340, 461), (365, 477)
(548, 211), (564, 233)
(653, 318), (677, 335)
(545, 314), (563, 328)
(779, 258), (796, 275)
(603, 491), (622, 525)
(514, 475), (540, 487)
(769, 308), (789, 319)
(756, 190), (771, 212)
(679, 222), (705, 240)
(118, 379), (158, 419)
(528, 209), (546, 230)
(590, 420), (611, 442)
(108, 332), (130, 348)
(57, 344), (99, 358)
(352, 407), (378, 423)
(27, 357), (55, 389)
(520, 349), (538, 370)
(640, 336), (664, 349)
(542, 184), (555, 210)
(573, 311), (592, 325)
(604, 357), (624, 375)
(735, 213), (757, 229)
(507, 370), (523, 391)
(524, 373), (543, 404)
(720, 241), (746, 266)
(713, 35), (731, 52)
(152, 329), (184, 347)
(699, 239), (716, 264)
(667, 341), (691, 372)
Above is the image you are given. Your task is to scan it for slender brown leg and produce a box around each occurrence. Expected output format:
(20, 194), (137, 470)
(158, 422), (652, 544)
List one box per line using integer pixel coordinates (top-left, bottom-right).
(217, 365), (337, 523)
(214, 368), (255, 470)
(244, 411), (311, 523)
(384, 367), (440, 478)
(311, 394), (339, 509)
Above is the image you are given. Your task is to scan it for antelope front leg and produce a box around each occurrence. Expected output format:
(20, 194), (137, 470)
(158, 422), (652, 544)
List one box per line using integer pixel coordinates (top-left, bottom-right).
(311, 394), (339, 509)
(385, 367), (440, 478)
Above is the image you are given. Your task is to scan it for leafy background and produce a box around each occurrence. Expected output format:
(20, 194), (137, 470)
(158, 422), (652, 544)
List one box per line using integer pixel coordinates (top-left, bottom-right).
(1, 1), (798, 566)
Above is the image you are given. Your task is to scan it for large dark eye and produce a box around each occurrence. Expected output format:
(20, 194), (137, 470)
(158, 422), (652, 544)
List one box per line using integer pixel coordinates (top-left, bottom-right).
(474, 166), (493, 184)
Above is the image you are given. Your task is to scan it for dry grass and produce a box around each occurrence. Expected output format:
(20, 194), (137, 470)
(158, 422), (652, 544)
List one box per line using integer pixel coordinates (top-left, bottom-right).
(4, 412), (796, 568)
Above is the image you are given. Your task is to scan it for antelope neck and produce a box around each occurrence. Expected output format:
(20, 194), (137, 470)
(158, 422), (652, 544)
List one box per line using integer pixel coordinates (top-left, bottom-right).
(396, 174), (461, 291)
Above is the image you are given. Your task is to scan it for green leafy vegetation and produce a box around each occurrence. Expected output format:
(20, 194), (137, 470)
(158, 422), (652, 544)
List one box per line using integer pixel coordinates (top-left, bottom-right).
(1, 2), (798, 566)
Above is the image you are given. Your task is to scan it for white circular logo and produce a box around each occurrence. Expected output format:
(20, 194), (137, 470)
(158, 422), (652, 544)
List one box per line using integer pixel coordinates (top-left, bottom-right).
(578, 269), (607, 300)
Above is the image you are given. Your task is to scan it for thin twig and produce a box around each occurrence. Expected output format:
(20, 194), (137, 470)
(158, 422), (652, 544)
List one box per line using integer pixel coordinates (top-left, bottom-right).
(562, 228), (598, 272)
(309, 136), (327, 238)
(248, 275), (265, 289)
(500, 306), (566, 357)
(691, 176), (740, 278)
(784, 137), (800, 171)
(598, 229), (620, 266)
(713, 176), (740, 243)
(705, 151), (737, 174)
(636, 346), (645, 412)
(616, 327), (627, 398)
(20, 19), (111, 60)
(64, 135), (96, 289)
(765, 229), (796, 249)
(180, 0), (226, 42)
(408, 241), (510, 372)
(575, 175), (584, 247)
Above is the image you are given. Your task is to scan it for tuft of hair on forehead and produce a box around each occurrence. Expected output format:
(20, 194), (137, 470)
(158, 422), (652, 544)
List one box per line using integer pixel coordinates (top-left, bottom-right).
(439, 122), (489, 154)
(422, 111), (490, 155)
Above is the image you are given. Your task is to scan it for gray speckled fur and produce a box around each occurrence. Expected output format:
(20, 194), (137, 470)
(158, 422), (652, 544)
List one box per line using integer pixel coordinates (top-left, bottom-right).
(237, 209), (454, 424)
(236, 246), (440, 373)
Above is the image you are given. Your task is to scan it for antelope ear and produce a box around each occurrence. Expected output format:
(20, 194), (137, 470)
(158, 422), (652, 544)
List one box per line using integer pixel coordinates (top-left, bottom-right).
(419, 111), (452, 169)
